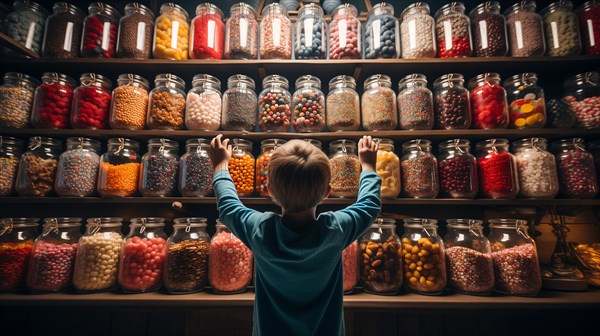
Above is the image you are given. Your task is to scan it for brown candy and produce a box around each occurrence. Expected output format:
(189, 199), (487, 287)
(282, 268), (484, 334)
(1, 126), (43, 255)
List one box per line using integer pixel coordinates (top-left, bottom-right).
(16, 155), (58, 197)
(148, 91), (186, 129)
(402, 237), (446, 294)
(164, 240), (210, 293)
(359, 236), (403, 294)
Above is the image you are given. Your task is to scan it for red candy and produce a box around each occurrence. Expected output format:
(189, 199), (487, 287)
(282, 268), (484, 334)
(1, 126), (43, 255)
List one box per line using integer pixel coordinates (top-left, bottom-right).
(26, 242), (78, 292)
(437, 36), (471, 58)
(118, 236), (166, 292)
(471, 84), (508, 129)
(0, 242), (33, 291)
(579, 5), (600, 55)
(71, 86), (111, 129)
(342, 242), (358, 293)
(81, 15), (118, 58)
(209, 231), (253, 293)
(191, 13), (224, 59)
(478, 152), (518, 199)
(32, 83), (74, 129)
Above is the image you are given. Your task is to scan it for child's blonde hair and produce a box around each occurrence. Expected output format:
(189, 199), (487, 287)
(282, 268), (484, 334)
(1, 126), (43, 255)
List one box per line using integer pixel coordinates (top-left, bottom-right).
(268, 140), (331, 212)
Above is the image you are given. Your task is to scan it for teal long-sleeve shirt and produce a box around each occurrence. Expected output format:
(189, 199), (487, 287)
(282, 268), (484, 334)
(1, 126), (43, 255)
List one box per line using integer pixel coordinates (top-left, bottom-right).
(213, 169), (382, 336)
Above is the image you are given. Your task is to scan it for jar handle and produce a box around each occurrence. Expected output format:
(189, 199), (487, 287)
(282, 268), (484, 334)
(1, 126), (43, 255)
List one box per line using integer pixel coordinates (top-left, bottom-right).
(341, 139), (347, 154)
(42, 218), (59, 236)
(376, 218), (383, 234)
(114, 138), (126, 154)
(140, 217), (147, 234)
(447, 73), (454, 88)
(159, 138), (167, 154)
(453, 139), (464, 154)
(531, 138), (541, 152)
(0, 218), (12, 236)
(468, 219), (480, 237)
(422, 219), (433, 237)
(29, 136), (42, 151)
(91, 218), (102, 235)
(516, 220), (530, 239)
(186, 218), (192, 233)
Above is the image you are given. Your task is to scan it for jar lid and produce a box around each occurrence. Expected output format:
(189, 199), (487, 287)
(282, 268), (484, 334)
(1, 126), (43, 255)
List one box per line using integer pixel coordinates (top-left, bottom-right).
(88, 2), (119, 19)
(468, 73), (501, 88)
(260, 138), (287, 147)
(433, 73), (465, 88)
(401, 2), (430, 19)
(3, 72), (40, 87)
(0, 136), (25, 148)
(331, 3), (358, 17)
(551, 138), (586, 150)
(228, 74), (256, 90)
(439, 138), (471, 150)
(329, 139), (356, 150)
(195, 3), (223, 18)
(80, 73), (112, 88)
(159, 2), (189, 21)
(541, 1), (574, 16)
(435, 2), (466, 19)
(155, 73), (185, 89)
(14, 0), (48, 16)
(469, 1), (501, 18)
(117, 73), (149, 89)
(262, 2), (288, 17)
(446, 218), (483, 229)
(369, 2), (394, 16)
(304, 138), (322, 149)
(298, 3), (324, 17)
(262, 74), (289, 89)
(192, 74), (221, 89)
(107, 137), (139, 150)
(403, 218), (438, 228)
(42, 72), (76, 86)
(476, 138), (509, 149)
(373, 138), (394, 147)
(42, 217), (82, 227)
(66, 137), (101, 150)
(86, 217), (123, 228)
(232, 138), (253, 150)
(503, 72), (538, 88)
(52, 2), (84, 17)
(147, 138), (179, 150)
(563, 71), (599, 88)
(130, 217), (165, 227)
(124, 3), (154, 20)
(398, 73), (427, 89)
(295, 75), (321, 89)
(329, 75), (356, 90)
(576, 1), (599, 14)
(229, 2), (256, 18)
(505, 1), (536, 15)
(0, 218), (39, 231)
(370, 217), (396, 228)
(512, 137), (548, 150)
(402, 139), (431, 151)
(185, 138), (209, 147)
(488, 218), (528, 228)
(364, 74), (392, 89)
(173, 217), (208, 228)
(27, 136), (62, 149)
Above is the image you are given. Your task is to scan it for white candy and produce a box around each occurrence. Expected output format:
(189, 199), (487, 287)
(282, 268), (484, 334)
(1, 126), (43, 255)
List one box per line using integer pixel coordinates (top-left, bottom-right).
(185, 91), (222, 130)
(515, 149), (559, 198)
(72, 232), (123, 291)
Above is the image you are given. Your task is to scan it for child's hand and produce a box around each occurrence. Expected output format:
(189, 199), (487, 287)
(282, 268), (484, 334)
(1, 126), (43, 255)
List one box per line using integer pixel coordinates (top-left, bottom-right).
(210, 134), (233, 171)
(358, 135), (378, 172)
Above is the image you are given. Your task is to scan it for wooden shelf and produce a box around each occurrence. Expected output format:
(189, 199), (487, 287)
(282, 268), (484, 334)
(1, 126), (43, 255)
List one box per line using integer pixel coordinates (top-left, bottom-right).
(0, 32), (39, 59)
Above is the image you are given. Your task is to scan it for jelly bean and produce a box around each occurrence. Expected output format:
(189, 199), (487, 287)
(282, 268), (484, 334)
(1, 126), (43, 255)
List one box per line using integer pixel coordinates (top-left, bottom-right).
(26, 241), (78, 292)
(71, 86), (112, 129)
(32, 82), (74, 129)
(0, 241), (33, 291)
(209, 230), (253, 293)
(119, 236), (166, 292)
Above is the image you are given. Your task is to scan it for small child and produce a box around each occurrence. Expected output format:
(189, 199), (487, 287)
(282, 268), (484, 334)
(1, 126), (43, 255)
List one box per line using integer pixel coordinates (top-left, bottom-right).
(210, 134), (382, 336)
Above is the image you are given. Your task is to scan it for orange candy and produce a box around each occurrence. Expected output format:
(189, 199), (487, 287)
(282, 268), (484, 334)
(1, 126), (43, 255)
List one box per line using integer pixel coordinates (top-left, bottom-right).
(229, 154), (255, 196)
(98, 162), (140, 197)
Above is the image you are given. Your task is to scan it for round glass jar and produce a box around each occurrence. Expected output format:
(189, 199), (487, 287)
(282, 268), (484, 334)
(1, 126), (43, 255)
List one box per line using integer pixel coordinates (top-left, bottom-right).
(342, 241), (358, 294)
(576, 1), (600, 55)
(328, 4), (361, 59)
(397, 73), (434, 130)
(512, 138), (559, 199)
(31, 72), (75, 129)
(359, 218), (402, 295)
(400, 2), (436, 59)
(476, 138), (519, 199)
(0, 136), (24, 196)
(374, 138), (400, 198)
(551, 138), (598, 199)
(295, 3), (326, 59)
(190, 3), (223, 59)
(80, 2), (119, 58)
(438, 139), (478, 199)
(365, 2), (399, 59)
(433, 73), (471, 129)
(329, 139), (360, 198)
(116, 3), (154, 59)
(222, 75), (257, 131)
(148, 73), (186, 130)
(139, 138), (179, 197)
(186, 74), (222, 131)
(469, 1), (508, 57)
(293, 75), (325, 132)
(546, 97), (577, 129)
(256, 139), (286, 197)
(434, 2), (472, 58)
(42, 2), (84, 58)
(0, 218), (38, 292)
(504, 72), (546, 129)
(209, 221), (253, 294)
(179, 138), (213, 197)
(15, 137), (62, 197)
(563, 71), (600, 129)
(152, 3), (189, 60)
(401, 139), (439, 199)
(362, 74), (397, 131)
(224, 2), (258, 59)
(97, 138), (141, 197)
(4, 0), (48, 55)
(259, 3), (292, 59)
(109, 73), (149, 130)
(258, 75), (292, 132)
(541, 1), (581, 57)
(229, 139), (255, 197)
(0, 72), (39, 129)
(71, 73), (112, 129)
(505, 1), (546, 57)
(326, 75), (360, 131)
(55, 137), (101, 197)
(468, 73), (509, 129)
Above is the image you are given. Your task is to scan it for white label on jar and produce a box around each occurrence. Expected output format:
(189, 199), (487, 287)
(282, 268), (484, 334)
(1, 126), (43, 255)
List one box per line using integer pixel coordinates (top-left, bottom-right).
(588, 20), (596, 47)
(208, 20), (216, 48)
(479, 20), (488, 49)
(273, 18), (281, 46)
(409, 20), (417, 49)
(171, 21), (180, 49)
(136, 22), (146, 50)
(63, 22), (74, 51)
(373, 19), (381, 50)
(551, 21), (559, 49)
(515, 21), (524, 49)
(444, 20), (453, 49)
(304, 18), (314, 46)
(339, 20), (347, 48)
(25, 22), (35, 49)
(102, 22), (111, 50)
(240, 18), (248, 47)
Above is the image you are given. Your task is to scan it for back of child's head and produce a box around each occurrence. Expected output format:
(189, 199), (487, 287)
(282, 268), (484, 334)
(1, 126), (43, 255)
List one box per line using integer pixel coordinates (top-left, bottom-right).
(268, 140), (331, 212)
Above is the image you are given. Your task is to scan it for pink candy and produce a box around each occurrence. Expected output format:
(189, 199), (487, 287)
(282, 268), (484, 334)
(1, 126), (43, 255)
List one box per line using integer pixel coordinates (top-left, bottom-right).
(209, 231), (253, 293)
(342, 242), (358, 293)
(118, 236), (166, 292)
(26, 241), (78, 292)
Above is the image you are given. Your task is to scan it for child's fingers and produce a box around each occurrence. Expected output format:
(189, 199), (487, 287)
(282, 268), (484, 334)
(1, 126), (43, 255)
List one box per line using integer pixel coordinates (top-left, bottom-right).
(222, 138), (230, 149)
(358, 137), (364, 149)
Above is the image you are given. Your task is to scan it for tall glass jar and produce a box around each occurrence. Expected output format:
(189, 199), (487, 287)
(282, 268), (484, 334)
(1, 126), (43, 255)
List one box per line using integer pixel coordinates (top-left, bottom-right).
(116, 3), (154, 59)
(563, 71), (600, 129)
(402, 218), (446, 295)
(71, 73), (112, 129)
(148, 73), (186, 130)
(164, 218), (210, 294)
(488, 219), (542, 296)
(362, 74), (397, 131)
(72, 217), (123, 293)
(433, 73), (471, 129)
(577, 1), (600, 55)
(435, 2), (472, 58)
(0, 136), (24, 196)
(258, 75), (292, 132)
(15, 137), (62, 197)
(186, 74), (221, 131)
(293, 75), (325, 132)
(80, 2), (119, 58)
(401, 139), (439, 199)
(342, 241), (358, 294)
(259, 3), (292, 59)
(139, 138), (179, 197)
(256, 139), (286, 197)
(295, 3), (326, 59)
(3, 0), (48, 55)
(438, 139), (478, 199)
(359, 218), (402, 295)
(551, 138), (598, 199)
(42, 2), (84, 58)
(179, 138), (213, 197)
(375, 138), (400, 198)
(118, 217), (167, 293)
(109, 73), (149, 130)
(229, 139), (255, 197)
(444, 219), (494, 296)
(0, 218), (38, 292)
(98, 138), (141, 197)
(153, 3), (189, 60)
(476, 138), (519, 199)
(513, 138), (559, 199)
(505, 1), (546, 57)
(541, 1), (581, 57)
(326, 75), (360, 131)
(329, 139), (360, 198)
(469, 73), (509, 129)
(0, 72), (39, 129)
(222, 75), (257, 131)
(397, 73), (434, 130)
(55, 137), (101, 197)
(328, 4), (361, 59)
(400, 2), (436, 59)
(504, 72), (546, 129)
(469, 1), (508, 57)
(31, 72), (75, 129)
(209, 221), (253, 294)
(365, 2), (399, 59)
(224, 2), (258, 59)
(26, 217), (81, 293)
(190, 3), (223, 60)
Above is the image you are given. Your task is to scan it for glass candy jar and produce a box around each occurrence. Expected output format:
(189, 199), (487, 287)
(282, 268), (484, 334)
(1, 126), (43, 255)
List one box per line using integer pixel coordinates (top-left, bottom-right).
(362, 74), (397, 131)
(98, 138), (141, 197)
(541, 1), (581, 57)
(433, 73), (471, 129)
(398, 73), (434, 130)
(31, 72), (75, 129)
(71, 73), (112, 129)
(563, 71), (600, 129)
(80, 2), (119, 58)
(401, 139), (439, 199)
(295, 4), (326, 59)
(186, 74), (222, 131)
(551, 138), (598, 199)
(42, 2), (84, 58)
(229, 139), (255, 197)
(469, 1), (508, 57)
(190, 3), (223, 60)
(15, 137), (61, 197)
(577, 1), (600, 55)
(153, 3), (189, 60)
(546, 97), (577, 129)
(0, 72), (39, 129)
(222, 75), (257, 131)
(476, 139), (519, 199)
(259, 3), (292, 59)
(329, 139), (361, 198)
(55, 137), (101, 197)
(209, 221), (253, 294)
(72, 218), (123, 293)
(139, 138), (179, 197)
(258, 75), (292, 132)
(0, 136), (24, 196)
(435, 2), (472, 58)
(116, 3), (154, 59)
(342, 241), (358, 294)
(326, 75), (360, 131)
(504, 73), (546, 129)
(400, 2), (436, 59)
(365, 2), (399, 59)
(488, 219), (542, 296)
(359, 218), (402, 295)
(0, 218), (38, 292)
(293, 75), (325, 132)
(469, 73), (509, 129)
(224, 2), (258, 59)
(256, 139), (286, 197)
(505, 1), (546, 57)
(512, 138), (559, 199)
(109, 73), (149, 130)
(119, 218), (167, 293)
(438, 139), (478, 199)
(179, 138), (213, 197)
(4, 0), (48, 55)
(164, 218), (210, 294)
(329, 4), (361, 59)
(148, 73), (186, 130)
(375, 138), (400, 198)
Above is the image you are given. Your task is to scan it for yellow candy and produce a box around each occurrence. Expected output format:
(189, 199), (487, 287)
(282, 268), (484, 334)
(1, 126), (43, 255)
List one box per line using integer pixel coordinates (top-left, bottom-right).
(520, 103), (534, 113)
(526, 114), (541, 126)
(514, 118), (527, 127)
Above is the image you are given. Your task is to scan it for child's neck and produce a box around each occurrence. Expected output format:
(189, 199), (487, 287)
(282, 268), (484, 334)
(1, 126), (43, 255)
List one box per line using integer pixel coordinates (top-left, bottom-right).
(281, 207), (317, 233)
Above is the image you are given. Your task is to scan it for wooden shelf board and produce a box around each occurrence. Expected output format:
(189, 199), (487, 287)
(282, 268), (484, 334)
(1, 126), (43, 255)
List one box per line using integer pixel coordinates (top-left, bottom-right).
(0, 32), (39, 59)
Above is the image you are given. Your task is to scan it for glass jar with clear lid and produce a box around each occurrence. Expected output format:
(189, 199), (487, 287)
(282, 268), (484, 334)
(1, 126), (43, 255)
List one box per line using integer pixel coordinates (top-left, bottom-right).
(362, 74), (397, 131)
(400, 2), (436, 59)
(31, 72), (75, 129)
(26, 217), (81, 293)
(434, 2), (472, 58)
(295, 3), (326, 59)
(444, 219), (494, 295)
(505, 1), (546, 57)
(224, 2), (258, 59)
(15, 137), (62, 197)
(551, 138), (598, 199)
(186, 74), (222, 131)
(359, 218), (403, 295)
(326, 75), (360, 131)
(329, 139), (361, 198)
(342, 241), (358, 294)
(293, 75), (325, 132)
(164, 217), (210, 294)
(563, 71), (600, 129)
(401, 139), (439, 198)
(80, 2), (119, 58)
(148, 73), (186, 130)
(71, 73), (112, 129)
(433, 73), (471, 129)
(329, 4), (361, 59)
(259, 3), (292, 59)
(179, 138), (213, 197)
(469, 1), (508, 57)
(374, 138), (400, 198)
(365, 2), (399, 59)
(222, 74), (257, 131)
(209, 221), (253, 294)
(401, 218), (446, 295)
(438, 139), (478, 199)
(469, 72), (509, 129)
(0, 136), (24, 196)
(72, 217), (124, 293)
(190, 3), (223, 60)
(398, 73), (434, 130)
(55, 137), (101, 197)
(0, 218), (38, 292)
(512, 138), (559, 199)
(119, 217), (167, 293)
(98, 138), (141, 197)
(109, 73), (149, 130)
(488, 219), (542, 296)
(3, 0), (48, 55)
(256, 139), (286, 197)
(42, 2), (84, 58)
(139, 138), (179, 197)
(504, 73), (546, 129)
(258, 75), (292, 132)
(153, 3), (189, 60)
(0, 72), (39, 129)
(116, 3), (154, 59)
(229, 139), (255, 197)
(541, 1), (581, 57)
(576, 1), (600, 55)
(476, 138), (519, 199)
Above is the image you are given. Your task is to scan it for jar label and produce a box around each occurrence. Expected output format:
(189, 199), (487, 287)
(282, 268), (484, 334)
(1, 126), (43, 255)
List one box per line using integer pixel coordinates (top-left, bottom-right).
(208, 20), (216, 48)
(63, 22), (74, 51)
(373, 19), (381, 50)
(339, 19), (347, 48)
(479, 20), (488, 49)
(304, 18), (314, 46)
(551, 21), (559, 49)
(239, 18), (249, 47)
(136, 22), (147, 50)
(273, 18), (281, 46)
(588, 20), (596, 47)
(515, 21), (524, 49)
(102, 22), (111, 50)
(444, 20), (453, 49)
(171, 21), (180, 49)
(409, 20), (417, 49)
(26, 22), (36, 49)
